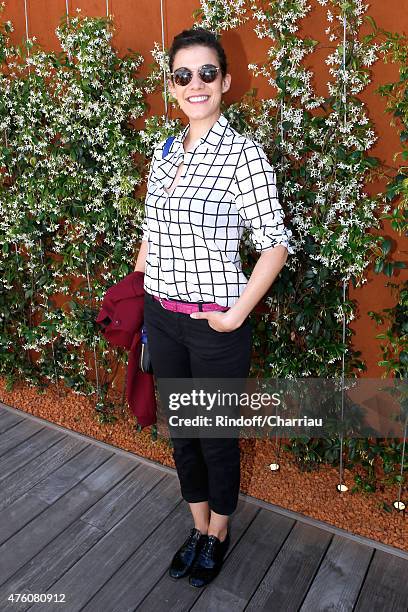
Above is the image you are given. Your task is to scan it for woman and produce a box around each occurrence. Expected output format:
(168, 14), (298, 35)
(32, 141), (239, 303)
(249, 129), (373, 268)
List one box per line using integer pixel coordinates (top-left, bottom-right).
(134, 27), (292, 588)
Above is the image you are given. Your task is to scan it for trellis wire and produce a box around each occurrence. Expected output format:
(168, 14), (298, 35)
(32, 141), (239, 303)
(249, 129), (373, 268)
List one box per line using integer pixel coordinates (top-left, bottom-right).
(268, 98), (288, 471)
(85, 256), (101, 400)
(338, 279), (347, 491)
(109, 0), (121, 244)
(337, 14), (348, 494)
(23, 0), (29, 54)
(160, 0), (169, 122)
(38, 240), (61, 395)
(395, 414), (407, 509)
(65, 0), (72, 61)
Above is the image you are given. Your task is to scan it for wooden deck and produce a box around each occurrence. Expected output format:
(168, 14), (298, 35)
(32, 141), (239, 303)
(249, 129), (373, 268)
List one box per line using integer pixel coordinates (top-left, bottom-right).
(0, 402), (407, 612)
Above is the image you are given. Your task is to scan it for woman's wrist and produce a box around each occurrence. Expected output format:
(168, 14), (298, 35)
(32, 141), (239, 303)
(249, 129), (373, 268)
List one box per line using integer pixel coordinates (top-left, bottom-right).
(223, 248), (288, 328)
(223, 308), (248, 330)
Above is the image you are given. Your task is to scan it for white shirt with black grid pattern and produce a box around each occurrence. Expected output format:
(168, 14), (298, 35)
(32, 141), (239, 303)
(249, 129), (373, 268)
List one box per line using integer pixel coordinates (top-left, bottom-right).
(141, 113), (293, 307)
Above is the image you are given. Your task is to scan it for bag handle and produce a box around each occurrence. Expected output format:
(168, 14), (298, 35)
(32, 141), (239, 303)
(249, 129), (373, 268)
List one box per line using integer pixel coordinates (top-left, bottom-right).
(162, 135), (175, 158)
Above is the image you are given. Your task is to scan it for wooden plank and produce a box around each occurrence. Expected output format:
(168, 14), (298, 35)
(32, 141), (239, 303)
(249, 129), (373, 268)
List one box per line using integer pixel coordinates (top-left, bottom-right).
(138, 505), (290, 612)
(0, 428), (65, 485)
(0, 444), (110, 546)
(0, 419), (45, 457)
(0, 464), (167, 612)
(300, 535), (374, 611)
(26, 474), (181, 612)
(0, 407), (25, 433)
(240, 493), (408, 562)
(83, 498), (260, 612)
(0, 453), (136, 584)
(80, 499), (200, 612)
(189, 509), (295, 612)
(0, 411), (405, 612)
(245, 521), (332, 611)
(80, 462), (160, 533)
(0, 435), (86, 510)
(354, 549), (408, 612)
(0, 520), (103, 612)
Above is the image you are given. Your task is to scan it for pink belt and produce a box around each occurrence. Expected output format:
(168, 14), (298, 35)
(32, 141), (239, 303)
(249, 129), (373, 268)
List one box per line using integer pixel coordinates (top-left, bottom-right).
(151, 294), (229, 314)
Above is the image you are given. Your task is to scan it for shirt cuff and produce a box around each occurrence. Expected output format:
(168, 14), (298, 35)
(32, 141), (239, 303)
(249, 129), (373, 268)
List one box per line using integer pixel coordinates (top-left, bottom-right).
(251, 227), (294, 254)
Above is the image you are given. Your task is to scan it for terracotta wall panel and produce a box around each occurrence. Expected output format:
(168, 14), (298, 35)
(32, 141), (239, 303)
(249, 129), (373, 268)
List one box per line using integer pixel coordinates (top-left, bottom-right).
(2, 0), (407, 375)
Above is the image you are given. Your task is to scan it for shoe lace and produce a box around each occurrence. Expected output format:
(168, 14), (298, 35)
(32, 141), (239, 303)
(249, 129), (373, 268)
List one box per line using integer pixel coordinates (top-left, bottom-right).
(183, 528), (201, 552)
(197, 535), (216, 562)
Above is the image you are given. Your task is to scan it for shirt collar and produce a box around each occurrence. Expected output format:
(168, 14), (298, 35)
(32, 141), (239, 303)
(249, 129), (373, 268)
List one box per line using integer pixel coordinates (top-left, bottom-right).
(172, 112), (229, 155)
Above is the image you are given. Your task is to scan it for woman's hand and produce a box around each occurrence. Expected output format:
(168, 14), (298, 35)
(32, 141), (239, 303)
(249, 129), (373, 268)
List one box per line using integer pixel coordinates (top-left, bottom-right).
(189, 310), (244, 332)
(190, 245), (288, 332)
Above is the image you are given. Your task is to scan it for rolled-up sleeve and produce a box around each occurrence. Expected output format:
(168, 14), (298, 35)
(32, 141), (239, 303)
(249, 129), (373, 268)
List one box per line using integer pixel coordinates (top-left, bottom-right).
(232, 141), (293, 254)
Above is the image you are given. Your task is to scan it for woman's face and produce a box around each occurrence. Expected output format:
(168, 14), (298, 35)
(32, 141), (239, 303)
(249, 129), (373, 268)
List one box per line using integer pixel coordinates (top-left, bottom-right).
(168, 45), (231, 122)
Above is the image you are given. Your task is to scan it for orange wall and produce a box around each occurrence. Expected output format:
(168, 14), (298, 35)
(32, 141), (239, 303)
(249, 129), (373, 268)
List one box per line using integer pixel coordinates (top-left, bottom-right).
(3, 0), (408, 376)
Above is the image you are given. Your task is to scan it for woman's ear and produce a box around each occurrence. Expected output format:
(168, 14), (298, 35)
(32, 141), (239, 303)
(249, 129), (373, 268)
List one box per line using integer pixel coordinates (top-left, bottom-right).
(166, 79), (178, 107)
(222, 73), (232, 94)
(167, 78), (175, 96)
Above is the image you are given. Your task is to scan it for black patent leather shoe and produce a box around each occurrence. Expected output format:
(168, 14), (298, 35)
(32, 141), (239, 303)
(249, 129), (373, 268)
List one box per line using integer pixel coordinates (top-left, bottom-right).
(168, 528), (206, 579)
(189, 531), (230, 588)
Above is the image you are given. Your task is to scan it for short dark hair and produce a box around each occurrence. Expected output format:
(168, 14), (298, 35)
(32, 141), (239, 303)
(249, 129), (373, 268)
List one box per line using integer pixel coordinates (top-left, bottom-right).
(168, 27), (227, 79)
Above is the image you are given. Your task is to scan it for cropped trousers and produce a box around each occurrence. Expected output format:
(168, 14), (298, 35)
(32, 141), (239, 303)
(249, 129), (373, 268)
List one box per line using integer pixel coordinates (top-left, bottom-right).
(143, 292), (252, 515)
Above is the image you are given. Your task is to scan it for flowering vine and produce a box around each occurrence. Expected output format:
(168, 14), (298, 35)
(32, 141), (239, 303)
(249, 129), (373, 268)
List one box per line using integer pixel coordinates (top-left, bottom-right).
(193, 0), (407, 496)
(0, 12), (155, 414)
(0, 1), (404, 442)
(190, 0), (386, 379)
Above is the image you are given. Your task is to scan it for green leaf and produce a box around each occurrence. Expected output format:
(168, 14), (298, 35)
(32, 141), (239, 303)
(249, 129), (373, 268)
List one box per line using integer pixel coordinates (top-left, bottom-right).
(381, 238), (392, 256)
(364, 15), (378, 32)
(383, 262), (394, 277)
(374, 260), (384, 274)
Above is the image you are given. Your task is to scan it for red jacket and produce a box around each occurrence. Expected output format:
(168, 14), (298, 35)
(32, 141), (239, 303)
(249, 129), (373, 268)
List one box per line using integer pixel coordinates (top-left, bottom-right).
(96, 271), (157, 428)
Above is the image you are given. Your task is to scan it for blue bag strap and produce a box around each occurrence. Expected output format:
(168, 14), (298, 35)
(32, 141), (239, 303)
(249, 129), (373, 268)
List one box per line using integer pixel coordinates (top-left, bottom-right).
(162, 135), (175, 158)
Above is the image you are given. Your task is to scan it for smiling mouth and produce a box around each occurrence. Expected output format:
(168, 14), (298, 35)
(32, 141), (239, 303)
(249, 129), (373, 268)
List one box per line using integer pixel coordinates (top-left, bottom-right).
(187, 95), (210, 103)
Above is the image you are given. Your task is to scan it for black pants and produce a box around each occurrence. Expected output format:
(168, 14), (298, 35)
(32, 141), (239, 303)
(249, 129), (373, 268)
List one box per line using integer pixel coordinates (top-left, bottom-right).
(143, 292), (252, 515)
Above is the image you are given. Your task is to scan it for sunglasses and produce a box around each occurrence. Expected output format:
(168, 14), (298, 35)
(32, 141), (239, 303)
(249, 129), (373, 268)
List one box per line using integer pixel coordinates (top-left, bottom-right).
(169, 64), (221, 87)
